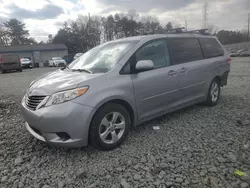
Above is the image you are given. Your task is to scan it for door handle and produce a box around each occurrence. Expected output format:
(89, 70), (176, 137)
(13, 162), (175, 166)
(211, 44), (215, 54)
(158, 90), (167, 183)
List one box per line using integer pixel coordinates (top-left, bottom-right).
(168, 70), (177, 76)
(180, 67), (188, 73)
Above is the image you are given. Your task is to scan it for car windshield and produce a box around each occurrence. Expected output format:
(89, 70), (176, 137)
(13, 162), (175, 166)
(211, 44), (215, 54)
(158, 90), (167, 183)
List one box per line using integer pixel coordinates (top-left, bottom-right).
(21, 59), (29, 61)
(52, 57), (62, 60)
(68, 40), (138, 73)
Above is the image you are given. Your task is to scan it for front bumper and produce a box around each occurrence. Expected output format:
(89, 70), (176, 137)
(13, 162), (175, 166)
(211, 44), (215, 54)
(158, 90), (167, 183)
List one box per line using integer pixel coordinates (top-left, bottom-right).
(21, 99), (96, 148)
(22, 63), (32, 68)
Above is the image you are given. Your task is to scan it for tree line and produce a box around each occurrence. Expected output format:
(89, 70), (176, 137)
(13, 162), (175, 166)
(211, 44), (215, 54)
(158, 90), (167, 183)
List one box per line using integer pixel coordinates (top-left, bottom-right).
(0, 12), (249, 54)
(52, 10), (173, 54)
(52, 11), (250, 54)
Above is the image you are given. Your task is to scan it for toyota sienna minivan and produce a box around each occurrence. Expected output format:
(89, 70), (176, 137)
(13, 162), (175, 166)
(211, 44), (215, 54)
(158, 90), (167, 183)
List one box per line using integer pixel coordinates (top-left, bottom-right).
(21, 33), (230, 150)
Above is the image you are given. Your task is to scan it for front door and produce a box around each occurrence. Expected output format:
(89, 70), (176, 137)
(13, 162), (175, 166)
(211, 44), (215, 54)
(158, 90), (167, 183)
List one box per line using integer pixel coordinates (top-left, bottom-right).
(130, 39), (180, 122)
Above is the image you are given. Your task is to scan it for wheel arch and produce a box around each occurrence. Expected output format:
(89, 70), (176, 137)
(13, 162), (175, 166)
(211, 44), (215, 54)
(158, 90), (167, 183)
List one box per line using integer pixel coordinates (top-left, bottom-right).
(91, 99), (136, 127)
(214, 75), (221, 85)
(87, 98), (136, 147)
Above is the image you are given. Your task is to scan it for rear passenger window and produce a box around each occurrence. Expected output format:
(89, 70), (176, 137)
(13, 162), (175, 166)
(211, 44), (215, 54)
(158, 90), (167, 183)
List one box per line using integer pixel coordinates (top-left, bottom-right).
(168, 38), (203, 64)
(135, 39), (171, 69)
(199, 38), (224, 58)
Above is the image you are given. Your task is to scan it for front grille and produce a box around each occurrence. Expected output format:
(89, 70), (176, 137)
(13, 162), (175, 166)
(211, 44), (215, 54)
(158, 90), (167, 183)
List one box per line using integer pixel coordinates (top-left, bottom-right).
(25, 96), (46, 111)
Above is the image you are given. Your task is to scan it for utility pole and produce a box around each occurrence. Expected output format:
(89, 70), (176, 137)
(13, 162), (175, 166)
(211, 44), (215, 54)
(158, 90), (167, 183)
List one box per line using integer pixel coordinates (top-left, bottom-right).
(248, 13), (250, 41)
(203, 1), (208, 29)
(185, 20), (188, 31)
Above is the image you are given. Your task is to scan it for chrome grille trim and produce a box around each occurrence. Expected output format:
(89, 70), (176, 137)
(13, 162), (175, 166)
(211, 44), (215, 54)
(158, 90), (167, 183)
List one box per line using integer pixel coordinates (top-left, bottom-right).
(25, 95), (46, 111)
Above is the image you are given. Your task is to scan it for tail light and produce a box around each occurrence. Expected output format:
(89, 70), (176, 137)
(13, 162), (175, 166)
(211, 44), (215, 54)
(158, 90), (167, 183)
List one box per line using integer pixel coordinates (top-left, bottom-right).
(227, 56), (231, 64)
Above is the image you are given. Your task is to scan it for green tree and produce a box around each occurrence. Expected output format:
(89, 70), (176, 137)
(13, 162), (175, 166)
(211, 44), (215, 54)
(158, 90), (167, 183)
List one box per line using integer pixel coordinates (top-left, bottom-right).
(165, 22), (173, 30)
(216, 30), (245, 44)
(47, 34), (53, 43)
(53, 15), (102, 54)
(0, 27), (8, 46)
(4, 19), (36, 45)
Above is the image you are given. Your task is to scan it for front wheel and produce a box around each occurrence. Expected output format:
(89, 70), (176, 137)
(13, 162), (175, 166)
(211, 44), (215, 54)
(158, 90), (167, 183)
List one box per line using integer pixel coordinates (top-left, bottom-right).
(89, 103), (131, 150)
(205, 78), (221, 106)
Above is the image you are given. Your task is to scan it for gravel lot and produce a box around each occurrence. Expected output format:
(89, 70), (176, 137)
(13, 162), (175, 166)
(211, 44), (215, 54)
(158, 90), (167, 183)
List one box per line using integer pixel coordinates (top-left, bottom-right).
(0, 58), (250, 188)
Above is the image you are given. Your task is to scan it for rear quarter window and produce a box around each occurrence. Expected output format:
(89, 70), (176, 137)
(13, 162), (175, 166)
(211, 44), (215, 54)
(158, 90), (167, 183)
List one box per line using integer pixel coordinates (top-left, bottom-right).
(168, 38), (203, 64)
(199, 38), (224, 58)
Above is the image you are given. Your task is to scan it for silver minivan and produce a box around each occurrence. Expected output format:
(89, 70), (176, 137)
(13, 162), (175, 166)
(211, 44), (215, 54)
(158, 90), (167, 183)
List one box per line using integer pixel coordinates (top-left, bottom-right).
(21, 34), (230, 150)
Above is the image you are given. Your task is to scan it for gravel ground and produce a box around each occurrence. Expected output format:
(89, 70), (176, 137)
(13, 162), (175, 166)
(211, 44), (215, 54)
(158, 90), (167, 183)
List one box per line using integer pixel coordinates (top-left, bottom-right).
(0, 58), (250, 188)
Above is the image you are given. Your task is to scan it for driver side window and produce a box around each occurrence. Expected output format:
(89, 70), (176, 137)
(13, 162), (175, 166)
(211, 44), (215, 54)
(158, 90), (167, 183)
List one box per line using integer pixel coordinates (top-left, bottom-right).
(136, 39), (171, 69)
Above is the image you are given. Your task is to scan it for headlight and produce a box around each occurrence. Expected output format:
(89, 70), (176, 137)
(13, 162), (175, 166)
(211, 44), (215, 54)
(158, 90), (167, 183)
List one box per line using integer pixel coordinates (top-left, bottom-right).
(45, 87), (89, 107)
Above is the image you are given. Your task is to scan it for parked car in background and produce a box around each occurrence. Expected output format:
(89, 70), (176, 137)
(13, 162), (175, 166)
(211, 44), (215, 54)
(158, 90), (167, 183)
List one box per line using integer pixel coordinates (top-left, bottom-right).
(0, 54), (22, 73)
(229, 51), (238, 57)
(63, 54), (74, 64)
(21, 34), (230, 150)
(49, 57), (67, 67)
(239, 49), (250, 57)
(73, 53), (84, 60)
(21, 58), (33, 68)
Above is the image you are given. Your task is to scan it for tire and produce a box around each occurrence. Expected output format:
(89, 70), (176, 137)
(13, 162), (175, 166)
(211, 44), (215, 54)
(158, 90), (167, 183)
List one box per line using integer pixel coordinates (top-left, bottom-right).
(1, 69), (6, 74)
(89, 103), (131, 150)
(205, 78), (221, 106)
(18, 68), (23, 72)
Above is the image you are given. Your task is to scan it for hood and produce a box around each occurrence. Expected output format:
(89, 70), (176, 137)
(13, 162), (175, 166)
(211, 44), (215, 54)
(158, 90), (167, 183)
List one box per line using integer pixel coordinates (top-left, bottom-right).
(28, 69), (102, 96)
(54, 59), (65, 63)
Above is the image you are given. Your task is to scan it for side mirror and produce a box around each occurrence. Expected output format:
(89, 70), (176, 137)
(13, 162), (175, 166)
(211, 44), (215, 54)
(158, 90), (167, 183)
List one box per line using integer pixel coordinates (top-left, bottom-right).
(135, 60), (154, 72)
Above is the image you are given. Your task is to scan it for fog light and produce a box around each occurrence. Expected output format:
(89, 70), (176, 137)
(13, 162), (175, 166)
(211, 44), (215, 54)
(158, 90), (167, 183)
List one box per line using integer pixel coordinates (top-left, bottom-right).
(56, 132), (71, 141)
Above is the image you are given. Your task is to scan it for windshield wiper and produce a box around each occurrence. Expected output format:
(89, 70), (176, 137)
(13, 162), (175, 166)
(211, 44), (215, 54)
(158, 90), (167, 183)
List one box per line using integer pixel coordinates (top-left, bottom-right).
(61, 65), (70, 70)
(71, 68), (93, 74)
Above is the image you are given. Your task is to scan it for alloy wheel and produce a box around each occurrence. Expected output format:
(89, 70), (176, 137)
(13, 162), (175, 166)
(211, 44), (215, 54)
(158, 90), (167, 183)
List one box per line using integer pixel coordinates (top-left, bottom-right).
(211, 82), (219, 102)
(99, 112), (126, 144)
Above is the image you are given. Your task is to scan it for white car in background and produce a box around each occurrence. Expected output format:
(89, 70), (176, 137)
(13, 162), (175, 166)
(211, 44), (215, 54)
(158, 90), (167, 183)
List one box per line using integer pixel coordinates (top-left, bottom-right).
(49, 57), (67, 67)
(21, 58), (33, 68)
(73, 53), (84, 60)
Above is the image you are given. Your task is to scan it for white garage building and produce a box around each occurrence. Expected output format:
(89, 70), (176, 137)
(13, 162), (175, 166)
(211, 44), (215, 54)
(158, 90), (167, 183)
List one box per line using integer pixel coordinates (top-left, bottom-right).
(0, 44), (68, 67)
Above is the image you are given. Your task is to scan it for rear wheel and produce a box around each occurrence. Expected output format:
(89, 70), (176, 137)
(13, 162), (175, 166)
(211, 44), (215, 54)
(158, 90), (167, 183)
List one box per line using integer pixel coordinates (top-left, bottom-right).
(205, 78), (221, 106)
(90, 103), (131, 150)
(18, 68), (23, 72)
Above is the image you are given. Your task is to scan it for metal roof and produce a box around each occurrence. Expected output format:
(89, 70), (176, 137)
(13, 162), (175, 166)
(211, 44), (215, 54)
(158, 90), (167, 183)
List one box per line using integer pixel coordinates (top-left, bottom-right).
(0, 44), (67, 53)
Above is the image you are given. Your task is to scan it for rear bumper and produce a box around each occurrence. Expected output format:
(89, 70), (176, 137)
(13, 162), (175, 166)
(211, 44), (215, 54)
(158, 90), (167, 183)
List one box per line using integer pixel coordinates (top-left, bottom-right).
(1, 63), (21, 70)
(21, 99), (96, 148)
(221, 71), (229, 86)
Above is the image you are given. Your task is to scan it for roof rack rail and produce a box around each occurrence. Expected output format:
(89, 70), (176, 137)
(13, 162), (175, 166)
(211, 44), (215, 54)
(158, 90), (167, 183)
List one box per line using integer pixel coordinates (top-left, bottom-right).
(166, 27), (185, 33)
(141, 28), (210, 35)
(166, 28), (210, 35)
(182, 29), (210, 35)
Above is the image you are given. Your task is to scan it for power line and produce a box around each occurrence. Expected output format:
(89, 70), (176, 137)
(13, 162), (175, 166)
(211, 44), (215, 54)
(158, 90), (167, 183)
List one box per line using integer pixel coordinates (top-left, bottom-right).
(248, 13), (250, 41)
(203, 1), (208, 29)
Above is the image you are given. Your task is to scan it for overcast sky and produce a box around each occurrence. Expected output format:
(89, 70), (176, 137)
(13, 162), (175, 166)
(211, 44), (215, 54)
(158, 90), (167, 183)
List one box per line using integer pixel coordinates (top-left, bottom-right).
(0, 0), (249, 42)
